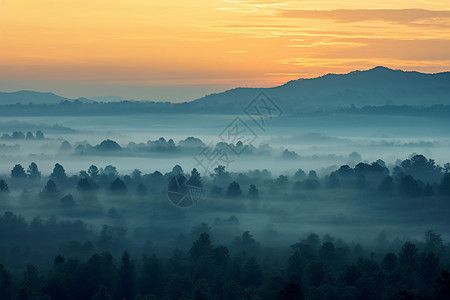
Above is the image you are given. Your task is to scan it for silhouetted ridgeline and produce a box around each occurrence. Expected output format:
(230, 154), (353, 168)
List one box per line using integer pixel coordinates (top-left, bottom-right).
(1, 67), (450, 115)
(1, 101), (450, 117)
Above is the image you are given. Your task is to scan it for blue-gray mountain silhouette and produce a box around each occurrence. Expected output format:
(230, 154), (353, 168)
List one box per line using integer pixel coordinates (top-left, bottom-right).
(191, 66), (450, 110)
(0, 90), (93, 105)
(0, 67), (449, 112)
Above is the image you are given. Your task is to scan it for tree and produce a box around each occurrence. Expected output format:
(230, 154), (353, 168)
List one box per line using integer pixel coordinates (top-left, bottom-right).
(103, 165), (118, 178)
(399, 242), (418, 267)
(382, 253), (398, 272)
(117, 251), (135, 300)
(247, 184), (259, 200)
(96, 139), (122, 151)
(214, 165), (226, 177)
(243, 257), (263, 287)
(278, 283), (304, 300)
(35, 130), (45, 140)
(423, 184), (434, 196)
(210, 185), (222, 196)
(419, 252), (440, 292)
(305, 261), (328, 287)
(0, 180), (9, 193)
(42, 180), (58, 196)
(26, 131), (34, 140)
(186, 168), (202, 187)
(109, 178), (126, 192)
(11, 164), (26, 179)
(424, 230), (443, 253)
(434, 270), (450, 300)
(379, 175), (395, 193)
(12, 131), (25, 139)
(355, 174), (369, 189)
(17, 264), (43, 300)
(88, 165), (100, 181)
(50, 163), (67, 183)
(136, 184), (148, 196)
(400, 154), (442, 183)
(326, 173), (340, 188)
(60, 194), (76, 208)
(444, 163), (450, 174)
(275, 175), (289, 189)
(138, 255), (164, 297)
(439, 173), (450, 197)
(172, 165), (183, 175)
(233, 231), (260, 254)
(293, 169), (307, 181)
(53, 254), (65, 266)
(77, 178), (94, 192)
(27, 162), (41, 180)
(308, 170), (318, 180)
(59, 140), (72, 151)
(131, 169), (142, 182)
(398, 175), (422, 197)
(0, 264), (12, 300)
(319, 242), (335, 262)
(304, 178), (319, 189)
(282, 149), (298, 159)
(226, 181), (242, 198)
(213, 245), (230, 266)
(92, 285), (112, 300)
(189, 233), (213, 261)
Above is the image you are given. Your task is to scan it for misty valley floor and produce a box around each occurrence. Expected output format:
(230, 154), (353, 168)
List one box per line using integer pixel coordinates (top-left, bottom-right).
(0, 110), (450, 299)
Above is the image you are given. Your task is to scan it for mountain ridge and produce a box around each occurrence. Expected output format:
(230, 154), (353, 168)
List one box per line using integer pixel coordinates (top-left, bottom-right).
(191, 66), (450, 110)
(0, 67), (449, 109)
(0, 90), (93, 105)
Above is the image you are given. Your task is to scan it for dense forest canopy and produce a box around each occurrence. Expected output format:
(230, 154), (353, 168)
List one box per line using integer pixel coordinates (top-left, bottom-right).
(1, 154), (450, 299)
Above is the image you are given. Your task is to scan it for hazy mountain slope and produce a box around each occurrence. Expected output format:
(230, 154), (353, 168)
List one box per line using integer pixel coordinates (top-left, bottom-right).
(0, 67), (449, 112)
(191, 67), (450, 111)
(0, 90), (93, 105)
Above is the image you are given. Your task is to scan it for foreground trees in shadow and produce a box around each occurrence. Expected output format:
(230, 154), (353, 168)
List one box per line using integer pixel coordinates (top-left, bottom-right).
(0, 223), (449, 300)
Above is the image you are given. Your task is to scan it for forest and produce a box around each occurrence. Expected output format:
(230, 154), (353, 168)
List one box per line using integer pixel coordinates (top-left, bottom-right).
(1, 154), (450, 299)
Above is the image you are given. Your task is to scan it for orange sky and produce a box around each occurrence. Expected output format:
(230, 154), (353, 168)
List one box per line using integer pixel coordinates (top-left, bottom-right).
(1, 0), (450, 101)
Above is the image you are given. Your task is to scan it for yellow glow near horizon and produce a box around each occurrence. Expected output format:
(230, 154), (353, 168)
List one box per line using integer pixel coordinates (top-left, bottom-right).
(1, 0), (450, 95)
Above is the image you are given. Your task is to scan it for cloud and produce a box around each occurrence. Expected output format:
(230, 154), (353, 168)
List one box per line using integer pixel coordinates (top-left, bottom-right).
(278, 8), (450, 25)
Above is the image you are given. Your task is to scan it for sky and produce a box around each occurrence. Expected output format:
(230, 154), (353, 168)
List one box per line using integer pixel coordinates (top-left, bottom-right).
(0, 0), (450, 101)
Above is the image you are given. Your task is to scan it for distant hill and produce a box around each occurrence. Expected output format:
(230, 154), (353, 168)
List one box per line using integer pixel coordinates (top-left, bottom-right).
(0, 90), (93, 105)
(0, 67), (449, 113)
(190, 66), (450, 111)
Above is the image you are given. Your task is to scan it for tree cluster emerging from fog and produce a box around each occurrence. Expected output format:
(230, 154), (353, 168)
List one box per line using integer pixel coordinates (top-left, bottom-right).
(67, 136), (305, 159)
(1, 154), (449, 202)
(1, 130), (44, 140)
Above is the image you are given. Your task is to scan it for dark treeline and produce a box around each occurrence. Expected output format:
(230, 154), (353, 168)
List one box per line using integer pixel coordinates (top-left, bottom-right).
(1, 154), (449, 201)
(1, 130), (45, 141)
(0, 218), (449, 300)
(1, 100), (450, 117)
(338, 104), (450, 117)
(63, 137), (302, 159)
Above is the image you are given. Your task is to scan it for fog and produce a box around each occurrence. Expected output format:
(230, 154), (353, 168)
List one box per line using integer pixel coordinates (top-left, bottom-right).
(1, 107), (450, 299)
(1, 112), (449, 175)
